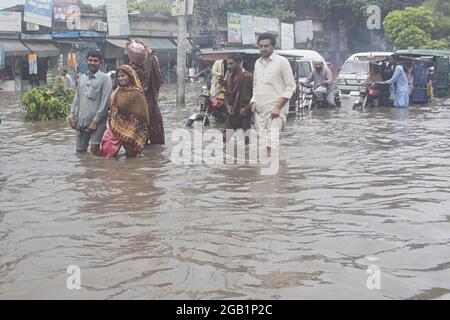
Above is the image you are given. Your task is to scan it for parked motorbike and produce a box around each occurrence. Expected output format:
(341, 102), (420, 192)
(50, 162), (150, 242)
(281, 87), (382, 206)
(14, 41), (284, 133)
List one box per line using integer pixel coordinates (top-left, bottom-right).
(353, 82), (389, 110)
(186, 86), (225, 128)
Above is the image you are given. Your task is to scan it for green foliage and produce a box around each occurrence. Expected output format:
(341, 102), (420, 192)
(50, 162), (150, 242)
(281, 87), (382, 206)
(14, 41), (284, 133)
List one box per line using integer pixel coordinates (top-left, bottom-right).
(383, 6), (437, 49)
(316, 0), (423, 20)
(424, 40), (449, 50)
(424, 0), (450, 41)
(78, 3), (105, 14)
(394, 26), (429, 49)
(430, 12), (450, 40)
(21, 80), (75, 121)
(128, 0), (149, 12)
(219, 0), (296, 21)
(302, 0), (422, 43)
(128, 0), (170, 15)
(423, 0), (450, 15)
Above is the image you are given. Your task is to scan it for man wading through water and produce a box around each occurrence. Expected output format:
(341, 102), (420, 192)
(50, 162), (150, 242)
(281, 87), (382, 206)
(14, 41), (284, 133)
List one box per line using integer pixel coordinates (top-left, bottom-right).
(224, 53), (253, 138)
(251, 33), (295, 157)
(69, 50), (113, 156)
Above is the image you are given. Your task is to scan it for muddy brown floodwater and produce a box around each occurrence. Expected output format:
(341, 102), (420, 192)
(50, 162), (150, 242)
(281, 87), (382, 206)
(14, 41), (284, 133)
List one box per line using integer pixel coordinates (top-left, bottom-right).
(1, 83), (450, 299)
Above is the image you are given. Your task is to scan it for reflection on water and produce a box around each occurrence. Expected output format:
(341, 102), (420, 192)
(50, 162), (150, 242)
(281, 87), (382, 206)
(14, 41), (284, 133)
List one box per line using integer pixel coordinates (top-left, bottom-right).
(1, 85), (450, 299)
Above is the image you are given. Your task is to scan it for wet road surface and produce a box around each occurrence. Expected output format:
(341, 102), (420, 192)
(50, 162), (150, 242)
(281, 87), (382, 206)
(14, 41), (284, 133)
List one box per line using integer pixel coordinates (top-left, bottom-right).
(1, 83), (450, 299)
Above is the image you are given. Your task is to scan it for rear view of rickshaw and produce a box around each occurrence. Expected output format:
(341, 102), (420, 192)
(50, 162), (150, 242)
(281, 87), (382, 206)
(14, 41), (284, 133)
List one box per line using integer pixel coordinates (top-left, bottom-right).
(353, 61), (393, 110)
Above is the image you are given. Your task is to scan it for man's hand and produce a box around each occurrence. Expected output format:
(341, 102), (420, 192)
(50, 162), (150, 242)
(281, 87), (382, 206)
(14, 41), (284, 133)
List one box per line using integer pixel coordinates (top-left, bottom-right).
(271, 98), (288, 119)
(271, 106), (281, 119)
(88, 121), (97, 133)
(251, 102), (257, 114)
(68, 118), (77, 130)
(239, 107), (247, 116)
(226, 104), (233, 115)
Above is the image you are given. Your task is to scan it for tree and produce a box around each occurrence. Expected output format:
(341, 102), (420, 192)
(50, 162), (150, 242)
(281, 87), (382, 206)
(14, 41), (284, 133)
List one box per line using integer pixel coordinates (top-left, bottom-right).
(424, 0), (450, 42)
(394, 26), (429, 49)
(128, 0), (170, 15)
(424, 40), (449, 50)
(78, 3), (105, 14)
(128, 0), (149, 12)
(383, 6), (437, 49)
(316, 0), (423, 21)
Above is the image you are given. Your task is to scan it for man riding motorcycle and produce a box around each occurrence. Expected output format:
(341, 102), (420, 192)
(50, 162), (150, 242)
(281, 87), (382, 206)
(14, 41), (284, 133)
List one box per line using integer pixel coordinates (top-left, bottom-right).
(302, 61), (337, 108)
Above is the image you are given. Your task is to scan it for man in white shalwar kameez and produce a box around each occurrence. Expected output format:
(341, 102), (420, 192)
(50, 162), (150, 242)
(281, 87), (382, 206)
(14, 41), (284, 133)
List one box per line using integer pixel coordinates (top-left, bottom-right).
(251, 33), (296, 157)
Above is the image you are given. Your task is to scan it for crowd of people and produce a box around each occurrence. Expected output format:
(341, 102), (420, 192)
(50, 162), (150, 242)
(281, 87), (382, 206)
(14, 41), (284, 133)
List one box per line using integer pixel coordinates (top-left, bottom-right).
(68, 40), (165, 158)
(67, 33), (412, 159)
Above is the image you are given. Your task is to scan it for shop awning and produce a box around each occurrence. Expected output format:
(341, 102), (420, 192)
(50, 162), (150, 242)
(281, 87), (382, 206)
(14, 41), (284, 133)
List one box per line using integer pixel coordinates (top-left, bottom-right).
(52, 31), (80, 39)
(0, 39), (30, 57)
(137, 37), (177, 51)
(23, 41), (59, 58)
(80, 31), (106, 38)
(106, 39), (129, 49)
(104, 38), (128, 59)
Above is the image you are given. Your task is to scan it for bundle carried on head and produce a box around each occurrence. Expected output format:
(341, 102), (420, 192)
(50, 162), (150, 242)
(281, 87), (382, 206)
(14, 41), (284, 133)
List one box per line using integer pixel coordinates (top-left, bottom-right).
(127, 40), (148, 65)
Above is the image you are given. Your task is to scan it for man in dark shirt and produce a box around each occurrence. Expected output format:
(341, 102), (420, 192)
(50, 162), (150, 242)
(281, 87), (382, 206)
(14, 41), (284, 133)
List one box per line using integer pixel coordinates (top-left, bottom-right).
(224, 53), (253, 132)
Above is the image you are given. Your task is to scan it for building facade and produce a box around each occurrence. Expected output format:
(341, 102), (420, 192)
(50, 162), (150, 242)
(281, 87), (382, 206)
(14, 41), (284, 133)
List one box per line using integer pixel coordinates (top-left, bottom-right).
(0, 4), (179, 91)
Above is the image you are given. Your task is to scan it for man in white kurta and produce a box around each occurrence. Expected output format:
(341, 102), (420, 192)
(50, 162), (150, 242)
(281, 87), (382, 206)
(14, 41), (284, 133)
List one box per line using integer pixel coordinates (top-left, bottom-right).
(210, 59), (225, 95)
(251, 33), (295, 156)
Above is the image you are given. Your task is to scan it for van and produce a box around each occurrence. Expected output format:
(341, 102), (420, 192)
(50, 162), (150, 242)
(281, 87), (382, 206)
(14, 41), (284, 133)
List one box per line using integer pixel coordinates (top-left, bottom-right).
(276, 49), (326, 83)
(337, 52), (393, 94)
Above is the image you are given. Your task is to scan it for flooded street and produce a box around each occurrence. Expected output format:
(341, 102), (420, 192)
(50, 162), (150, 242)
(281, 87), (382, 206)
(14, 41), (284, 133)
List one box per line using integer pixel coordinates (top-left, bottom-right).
(1, 83), (449, 299)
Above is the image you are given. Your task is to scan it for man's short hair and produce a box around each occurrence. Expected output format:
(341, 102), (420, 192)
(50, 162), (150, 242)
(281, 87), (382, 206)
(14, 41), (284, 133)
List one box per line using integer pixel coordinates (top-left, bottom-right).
(86, 50), (103, 61)
(61, 68), (67, 73)
(257, 33), (276, 46)
(228, 53), (242, 64)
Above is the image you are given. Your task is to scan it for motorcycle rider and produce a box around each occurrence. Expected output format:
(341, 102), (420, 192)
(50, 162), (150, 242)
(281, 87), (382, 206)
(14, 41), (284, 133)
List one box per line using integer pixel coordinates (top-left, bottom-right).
(302, 61), (337, 108)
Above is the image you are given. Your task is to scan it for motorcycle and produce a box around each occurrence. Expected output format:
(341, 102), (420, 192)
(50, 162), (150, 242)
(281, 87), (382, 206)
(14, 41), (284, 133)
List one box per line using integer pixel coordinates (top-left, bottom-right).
(353, 82), (389, 110)
(301, 83), (341, 110)
(186, 86), (225, 128)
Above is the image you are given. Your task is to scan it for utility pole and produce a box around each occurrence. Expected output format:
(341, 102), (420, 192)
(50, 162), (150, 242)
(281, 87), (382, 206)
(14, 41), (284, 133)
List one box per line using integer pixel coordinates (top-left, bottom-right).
(176, 8), (187, 107)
